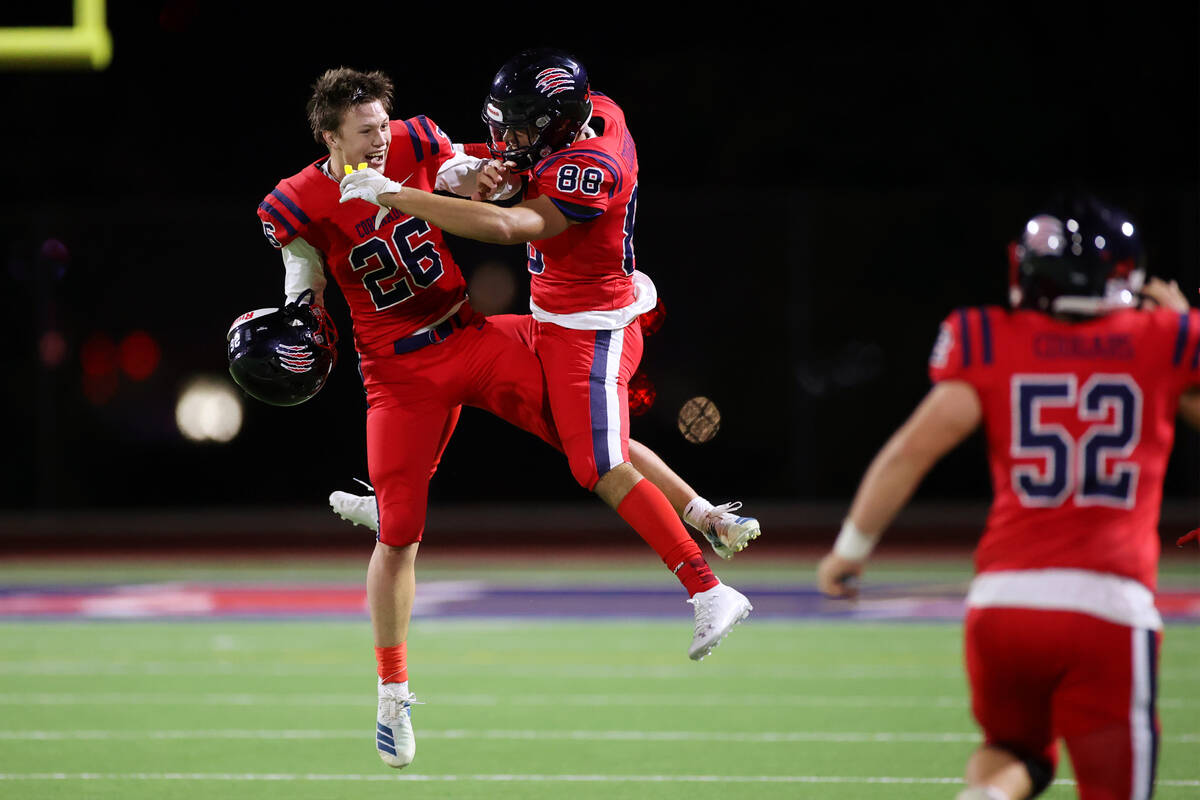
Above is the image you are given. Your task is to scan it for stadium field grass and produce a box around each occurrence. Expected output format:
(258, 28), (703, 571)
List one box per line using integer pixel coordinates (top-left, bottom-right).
(0, 554), (1196, 798)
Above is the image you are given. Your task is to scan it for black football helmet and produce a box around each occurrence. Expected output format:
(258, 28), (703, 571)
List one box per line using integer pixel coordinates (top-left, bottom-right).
(481, 48), (592, 171)
(1009, 194), (1145, 315)
(226, 290), (338, 407)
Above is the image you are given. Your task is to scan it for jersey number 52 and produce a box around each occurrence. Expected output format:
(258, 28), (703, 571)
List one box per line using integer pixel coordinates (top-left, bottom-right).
(1011, 374), (1142, 508)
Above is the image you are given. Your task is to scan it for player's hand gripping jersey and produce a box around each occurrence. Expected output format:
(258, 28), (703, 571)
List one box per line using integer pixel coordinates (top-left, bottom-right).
(930, 306), (1200, 590)
(523, 93), (640, 315)
(257, 117), (466, 355)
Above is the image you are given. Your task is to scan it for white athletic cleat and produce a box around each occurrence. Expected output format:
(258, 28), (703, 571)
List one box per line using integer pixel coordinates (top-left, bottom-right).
(700, 501), (761, 559)
(331, 491), (379, 532)
(376, 680), (417, 768)
(687, 583), (752, 661)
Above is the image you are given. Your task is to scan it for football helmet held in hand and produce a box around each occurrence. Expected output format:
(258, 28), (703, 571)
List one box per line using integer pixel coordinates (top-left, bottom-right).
(227, 289), (338, 406)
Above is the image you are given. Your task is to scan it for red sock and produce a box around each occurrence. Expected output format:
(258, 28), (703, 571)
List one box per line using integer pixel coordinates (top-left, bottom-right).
(375, 642), (407, 683)
(617, 479), (718, 597)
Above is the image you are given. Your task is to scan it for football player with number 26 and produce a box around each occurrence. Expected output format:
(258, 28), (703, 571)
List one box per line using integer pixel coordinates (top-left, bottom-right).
(339, 49), (755, 682)
(237, 64), (757, 774)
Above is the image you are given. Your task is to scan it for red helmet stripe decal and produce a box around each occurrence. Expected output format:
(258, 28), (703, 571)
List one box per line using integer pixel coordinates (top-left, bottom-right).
(535, 67), (575, 97)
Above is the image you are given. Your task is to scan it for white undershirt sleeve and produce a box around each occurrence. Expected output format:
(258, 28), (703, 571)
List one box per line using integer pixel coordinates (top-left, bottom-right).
(435, 144), (521, 201)
(282, 236), (327, 305)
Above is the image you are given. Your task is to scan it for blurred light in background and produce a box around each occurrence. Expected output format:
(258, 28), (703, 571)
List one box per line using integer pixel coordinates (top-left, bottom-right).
(466, 260), (517, 315)
(628, 371), (656, 416)
(639, 298), (666, 337)
(38, 238), (70, 280)
(38, 330), (67, 368)
(80, 332), (116, 377)
(80, 332), (118, 405)
(118, 331), (161, 381)
(175, 376), (243, 443)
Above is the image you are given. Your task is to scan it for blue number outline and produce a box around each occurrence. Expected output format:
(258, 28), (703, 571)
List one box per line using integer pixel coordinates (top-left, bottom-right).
(1009, 373), (1142, 508)
(1010, 374), (1077, 507)
(347, 218), (444, 310)
(1076, 374), (1142, 508)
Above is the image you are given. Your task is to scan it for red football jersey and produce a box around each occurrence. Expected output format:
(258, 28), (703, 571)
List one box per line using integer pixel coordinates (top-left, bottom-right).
(257, 117), (467, 356)
(929, 306), (1200, 590)
(523, 92), (639, 314)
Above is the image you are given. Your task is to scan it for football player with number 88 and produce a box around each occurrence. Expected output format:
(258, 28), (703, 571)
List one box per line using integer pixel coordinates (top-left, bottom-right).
(339, 47), (755, 671)
(257, 64), (759, 774)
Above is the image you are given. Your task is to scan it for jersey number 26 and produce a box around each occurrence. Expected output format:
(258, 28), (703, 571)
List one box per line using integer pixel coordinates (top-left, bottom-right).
(348, 218), (444, 310)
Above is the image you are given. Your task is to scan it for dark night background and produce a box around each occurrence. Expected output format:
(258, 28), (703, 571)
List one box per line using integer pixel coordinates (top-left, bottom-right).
(3, 4), (1198, 535)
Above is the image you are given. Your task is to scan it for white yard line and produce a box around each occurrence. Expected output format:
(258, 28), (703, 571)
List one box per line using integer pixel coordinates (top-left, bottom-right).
(0, 728), (1197, 744)
(0, 661), (967, 678)
(0, 691), (1197, 709)
(0, 772), (1196, 787)
(0, 659), (1195, 681)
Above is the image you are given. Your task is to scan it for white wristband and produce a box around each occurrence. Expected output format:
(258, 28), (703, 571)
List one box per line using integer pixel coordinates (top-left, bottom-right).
(833, 519), (877, 561)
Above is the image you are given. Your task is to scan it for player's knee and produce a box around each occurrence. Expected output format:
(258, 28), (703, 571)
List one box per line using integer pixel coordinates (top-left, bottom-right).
(1021, 755), (1054, 799)
(995, 744), (1055, 799)
(565, 451), (600, 490)
(376, 501), (424, 547)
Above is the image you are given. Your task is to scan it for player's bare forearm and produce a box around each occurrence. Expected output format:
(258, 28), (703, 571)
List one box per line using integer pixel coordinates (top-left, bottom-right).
(846, 443), (932, 536)
(820, 383), (979, 599)
(380, 187), (546, 245)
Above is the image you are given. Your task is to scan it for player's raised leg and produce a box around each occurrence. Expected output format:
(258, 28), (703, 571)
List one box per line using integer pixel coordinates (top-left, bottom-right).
(627, 439), (761, 559)
(330, 438), (764, 558)
(540, 322), (751, 660)
(486, 311), (761, 557)
(331, 406), (462, 532)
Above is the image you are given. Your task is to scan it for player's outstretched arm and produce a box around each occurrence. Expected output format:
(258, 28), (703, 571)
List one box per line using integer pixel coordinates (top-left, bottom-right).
(340, 167), (568, 245)
(817, 380), (982, 598)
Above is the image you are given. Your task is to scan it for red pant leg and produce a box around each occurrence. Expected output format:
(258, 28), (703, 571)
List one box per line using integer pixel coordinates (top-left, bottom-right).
(531, 322), (643, 490)
(965, 607), (1161, 800)
(1053, 621), (1161, 800)
(457, 317), (562, 452)
(965, 607), (1060, 773)
(360, 343), (468, 547)
(485, 313), (538, 350)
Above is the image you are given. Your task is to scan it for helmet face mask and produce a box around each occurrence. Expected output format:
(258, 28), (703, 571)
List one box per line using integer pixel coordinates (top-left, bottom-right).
(481, 49), (592, 171)
(1010, 195), (1145, 317)
(226, 293), (338, 407)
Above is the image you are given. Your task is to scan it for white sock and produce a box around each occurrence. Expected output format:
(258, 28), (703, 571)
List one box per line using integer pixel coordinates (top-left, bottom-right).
(683, 497), (714, 533)
(955, 787), (1009, 800)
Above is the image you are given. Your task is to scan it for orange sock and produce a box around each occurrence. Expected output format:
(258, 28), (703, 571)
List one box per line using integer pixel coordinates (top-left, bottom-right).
(375, 642), (407, 683)
(617, 479), (718, 597)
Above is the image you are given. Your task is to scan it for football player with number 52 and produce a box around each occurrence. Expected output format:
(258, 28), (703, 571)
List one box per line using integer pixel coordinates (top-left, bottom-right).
(816, 195), (1200, 800)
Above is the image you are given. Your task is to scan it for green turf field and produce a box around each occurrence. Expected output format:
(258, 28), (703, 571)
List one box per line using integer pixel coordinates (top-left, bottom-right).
(0, 555), (1196, 799)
